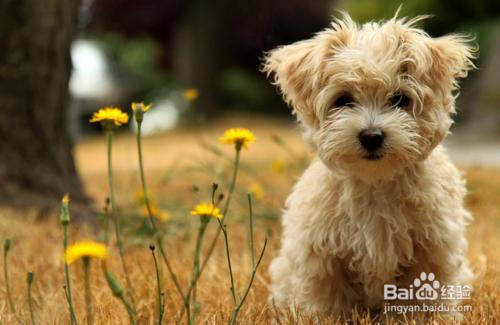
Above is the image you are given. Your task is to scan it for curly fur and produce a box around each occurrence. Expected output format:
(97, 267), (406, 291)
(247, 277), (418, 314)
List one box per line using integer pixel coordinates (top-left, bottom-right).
(263, 12), (476, 319)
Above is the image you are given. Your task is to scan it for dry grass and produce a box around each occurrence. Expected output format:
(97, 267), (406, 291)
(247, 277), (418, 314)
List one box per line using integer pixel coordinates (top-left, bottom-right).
(0, 116), (499, 324)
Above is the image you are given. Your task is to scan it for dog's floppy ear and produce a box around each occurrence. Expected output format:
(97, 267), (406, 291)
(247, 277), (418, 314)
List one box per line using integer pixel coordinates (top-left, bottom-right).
(425, 35), (476, 150)
(427, 35), (476, 93)
(263, 39), (324, 127)
(263, 17), (352, 127)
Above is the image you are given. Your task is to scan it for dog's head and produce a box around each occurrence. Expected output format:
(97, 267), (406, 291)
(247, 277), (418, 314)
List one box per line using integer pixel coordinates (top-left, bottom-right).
(263, 13), (475, 182)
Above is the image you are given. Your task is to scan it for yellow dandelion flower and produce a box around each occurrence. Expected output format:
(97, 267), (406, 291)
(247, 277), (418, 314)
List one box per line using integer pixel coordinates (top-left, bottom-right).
(183, 88), (199, 102)
(190, 203), (223, 219)
(249, 182), (265, 200)
(89, 107), (129, 127)
(135, 188), (146, 204)
(134, 190), (170, 221)
(219, 128), (256, 150)
(271, 158), (286, 174)
(131, 102), (152, 112)
(62, 193), (70, 205)
(64, 241), (107, 264)
(142, 204), (171, 222)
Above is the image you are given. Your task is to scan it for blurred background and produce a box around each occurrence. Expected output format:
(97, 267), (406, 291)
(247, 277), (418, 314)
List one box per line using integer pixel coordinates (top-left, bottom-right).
(2, 3), (500, 323)
(0, 0), (499, 208)
(72, 0), (500, 134)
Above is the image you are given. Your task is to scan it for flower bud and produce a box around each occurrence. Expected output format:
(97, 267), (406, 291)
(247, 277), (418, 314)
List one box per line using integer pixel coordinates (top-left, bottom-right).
(27, 271), (34, 285)
(4, 239), (11, 252)
(131, 102), (152, 124)
(104, 271), (124, 298)
(60, 194), (71, 225)
(134, 108), (144, 124)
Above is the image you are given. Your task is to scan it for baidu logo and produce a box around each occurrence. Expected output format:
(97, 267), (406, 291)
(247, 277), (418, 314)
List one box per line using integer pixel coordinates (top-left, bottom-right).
(413, 272), (440, 300)
(383, 272), (473, 314)
(384, 272), (471, 301)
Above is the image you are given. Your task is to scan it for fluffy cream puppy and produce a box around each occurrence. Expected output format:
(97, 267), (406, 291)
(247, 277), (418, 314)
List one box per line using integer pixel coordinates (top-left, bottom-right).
(263, 13), (475, 319)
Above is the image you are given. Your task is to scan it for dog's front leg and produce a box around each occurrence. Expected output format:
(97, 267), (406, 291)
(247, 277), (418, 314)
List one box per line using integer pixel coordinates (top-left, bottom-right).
(269, 245), (358, 317)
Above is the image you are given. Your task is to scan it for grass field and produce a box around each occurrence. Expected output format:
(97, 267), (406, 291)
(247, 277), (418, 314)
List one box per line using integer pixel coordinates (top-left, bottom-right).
(0, 116), (499, 324)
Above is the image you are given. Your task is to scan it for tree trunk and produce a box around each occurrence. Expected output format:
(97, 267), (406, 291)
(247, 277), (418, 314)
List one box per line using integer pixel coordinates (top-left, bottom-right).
(0, 0), (87, 208)
(172, 0), (230, 118)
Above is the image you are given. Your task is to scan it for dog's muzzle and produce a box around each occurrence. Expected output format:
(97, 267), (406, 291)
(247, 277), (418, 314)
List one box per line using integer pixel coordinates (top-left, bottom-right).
(358, 128), (384, 160)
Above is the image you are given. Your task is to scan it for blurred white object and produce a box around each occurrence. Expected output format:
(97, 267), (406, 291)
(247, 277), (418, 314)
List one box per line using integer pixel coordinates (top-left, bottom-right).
(69, 39), (127, 138)
(70, 39), (118, 100)
(130, 98), (180, 135)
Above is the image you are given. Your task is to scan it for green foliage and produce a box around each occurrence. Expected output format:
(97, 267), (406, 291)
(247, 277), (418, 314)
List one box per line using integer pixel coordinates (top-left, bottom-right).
(221, 68), (267, 106)
(93, 33), (176, 100)
(340, 0), (500, 36)
(339, 0), (434, 25)
(339, 0), (500, 70)
(220, 67), (287, 114)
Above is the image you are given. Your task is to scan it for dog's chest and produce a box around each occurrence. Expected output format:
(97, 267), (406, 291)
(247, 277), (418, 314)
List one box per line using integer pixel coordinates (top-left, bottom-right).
(328, 179), (422, 278)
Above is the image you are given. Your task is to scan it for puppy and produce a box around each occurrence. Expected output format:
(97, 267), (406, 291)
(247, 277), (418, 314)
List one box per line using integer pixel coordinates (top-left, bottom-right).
(263, 13), (475, 320)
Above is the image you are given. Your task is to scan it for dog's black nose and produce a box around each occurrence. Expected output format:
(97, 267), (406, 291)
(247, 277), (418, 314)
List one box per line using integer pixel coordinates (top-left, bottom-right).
(359, 128), (384, 152)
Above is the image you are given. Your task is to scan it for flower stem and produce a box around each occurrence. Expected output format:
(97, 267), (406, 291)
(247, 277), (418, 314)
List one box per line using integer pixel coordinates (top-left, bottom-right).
(135, 122), (187, 310)
(3, 240), (22, 325)
(83, 258), (93, 325)
(150, 246), (164, 325)
(229, 237), (267, 325)
(157, 241), (186, 303)
(119, 295), (137, 324)
(106, 130), (136, 308)
(218, 192), (268, 325)
(217, 220), (237, 305)
(102, 265), (137, 324)
(27, 272), (35, 325)
(247, 194), (255, 269)
(188, 218), (210, 324)
(103, 198), (111, 245)
(203, 148), (241, 264)
(177, 148), (242, 323)
(136, 123), (153, 224)
(223, 147), (241, 215)
(63, 224), (78, 324)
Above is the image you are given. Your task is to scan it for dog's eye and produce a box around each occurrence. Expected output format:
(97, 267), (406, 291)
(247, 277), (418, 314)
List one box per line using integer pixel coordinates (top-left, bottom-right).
(389, 92), (411, 108)
(334, 94), (354, 108)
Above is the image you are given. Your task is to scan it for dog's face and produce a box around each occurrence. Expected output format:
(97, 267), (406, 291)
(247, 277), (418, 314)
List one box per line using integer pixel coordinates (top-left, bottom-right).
(264, 14), (475, 182)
